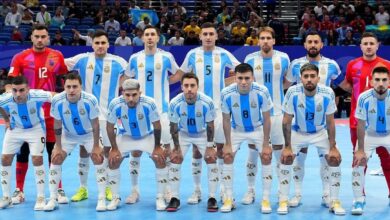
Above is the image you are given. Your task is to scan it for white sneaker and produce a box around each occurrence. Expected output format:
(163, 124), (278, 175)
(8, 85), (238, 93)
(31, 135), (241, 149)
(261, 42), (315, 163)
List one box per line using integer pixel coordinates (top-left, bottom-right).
(241, 188), (255, 205)
(34, 196), (46, 211)
(11, 188), (25, 204)
(351, 200), (365, 215)
(44, 199), (58, 211)
(96, 198), (106, 212)
(288, 195), (302, 207)
(277, 200), (288, 215)
(107, 197), (121, 211)
(187, 190), (201, 204)
(156, 196), (166, 211)
(164, 189), (172, 203)
(220, 198), (235, 213)
(329, 200), (346, 215)
(369, 168), (384, 176)
(321, 195), (330, 208)
(261, 200), (272, 214)
(0, 197), (12, 209)
(125, 190), (140, 204)
(57, 189), (69, 204)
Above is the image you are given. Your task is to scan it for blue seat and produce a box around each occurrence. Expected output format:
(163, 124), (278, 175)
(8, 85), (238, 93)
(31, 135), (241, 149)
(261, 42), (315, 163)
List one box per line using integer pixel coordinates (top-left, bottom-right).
(78, 25), (90, 30)
(0, 36), (10, 42)
(7, 41), (21, 46)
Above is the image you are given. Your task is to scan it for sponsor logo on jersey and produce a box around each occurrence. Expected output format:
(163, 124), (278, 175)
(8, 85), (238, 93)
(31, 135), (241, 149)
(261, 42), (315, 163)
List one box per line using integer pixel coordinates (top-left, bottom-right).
(369, 108), (376, 114)
(233, 103), (239, 108)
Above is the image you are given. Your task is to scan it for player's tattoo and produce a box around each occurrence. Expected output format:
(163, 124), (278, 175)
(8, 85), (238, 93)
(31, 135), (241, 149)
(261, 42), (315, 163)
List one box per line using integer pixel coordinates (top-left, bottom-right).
(206, 122), (214, 142)
(282, 122), (291, 147)
(54, 128), (62, 135)
(170, 122), (180, 149)
(154, 127), (161, 147)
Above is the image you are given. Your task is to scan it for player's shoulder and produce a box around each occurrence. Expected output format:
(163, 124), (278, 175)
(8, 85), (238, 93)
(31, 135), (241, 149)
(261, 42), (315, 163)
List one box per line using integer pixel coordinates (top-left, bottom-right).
(252, 82), (269, 93)
(107, 53), (127, 63)
(52, 92), (67, 104)
(321, 56), (338, 65)
(198, 92), (214, 104)
(81, 91), (98, 103)
(0, 93), (14, 105)
(291, 56), (306, 65)
(47, 47), (64, 56)
(358, 89), (374, 101)
(244, 51), (260, 60)
(109, 96), (124, 107)
(170, 93), (185, 105)
(140, 95), (156, 106)
(286, 84), (303, 95)
(221, 83), (237, 96)
(29, 89), (50, 97)
(129, 50), (145, 59)
(317, 84), (334, 96)
(274, 50), (289, 59)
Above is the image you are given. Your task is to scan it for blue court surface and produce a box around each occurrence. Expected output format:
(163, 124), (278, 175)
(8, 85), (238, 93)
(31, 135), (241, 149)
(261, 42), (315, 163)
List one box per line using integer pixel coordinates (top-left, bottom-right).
(0, 121), (389, 220)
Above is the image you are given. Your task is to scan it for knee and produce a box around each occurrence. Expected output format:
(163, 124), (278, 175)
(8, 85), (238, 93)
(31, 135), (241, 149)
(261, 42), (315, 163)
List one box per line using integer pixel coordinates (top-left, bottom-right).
(108, 161), (121, 170)
(282, 156), (294, 165)
(91, 154), (104, 165)
(170, 157), (182, 164)
(31, 156), (43, 166)
(261, 153), (272, 165)
(153, 158), (166, 169)
(103, 147), (110, 158)
(131, 150), (142, 157)
(223, 153), (234, 164)
(327, 157), (341, 167)
(1, 155), (14, 166)
(204, 152), (217, 164)
(192, 146), (202, 159)
(79, 146), (90, 157)
(51, 152), (65, 165)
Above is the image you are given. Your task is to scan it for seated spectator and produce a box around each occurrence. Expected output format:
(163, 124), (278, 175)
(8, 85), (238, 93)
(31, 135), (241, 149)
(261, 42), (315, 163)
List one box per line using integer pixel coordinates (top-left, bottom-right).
(184, 30), (199, 45)
(375, 5), (389, 25)
(183, 18), (201, 36)
(245, 29), (259, 46)
(299, 13), (320, 37)
(136, 17), (151, 31)
(10, 27), (23, 42)
(231, 21), (248, 38)
(51, 30), (67, 46)
(231, 0), (244, 20)
(35, 4), (51, 26)
(67, 1), (80, 19)
(350, 15), (366, 34)
(342, 0), (355, 12)
(121, 16), (136, 34)
(341, 30), (357, 45)
(223, 18), (232, 35)
(111, 0), (128, 23)
(104, 14), (120, 33)
(0, 1), (10, 18)
(21, 8), (33, 25)
(268, 12), (285, 45)
(156, 16), (169, 34)
(167, 30), (184, 46)
(314, 0), (325, 20)
(327, 0), (342, 16)
(69, 33), (86, 46)
(362, 6), (375, 25)
(95, 9), (106, 26)
(5, 3), (21, 27)
(23, 0), (39, 9)
(246, 11), (263, 29)
(171, 1), (187, 19)
(58, 0), (69, 18)
(320, 14), (335, 45)
(230, 34), (245, 45)
(51, 8), (65, 29)
(355, 0), (368, 15)
(217, 7), (231, 24)
(128, 0), (140, 10)
(216, 29), (230, 45)
(72, 28), (94, 46)
(336, 21), (353, 45)
(115, 29), (132, 46)
(132, 28), (144, 46)
(345, 6), (356, 23)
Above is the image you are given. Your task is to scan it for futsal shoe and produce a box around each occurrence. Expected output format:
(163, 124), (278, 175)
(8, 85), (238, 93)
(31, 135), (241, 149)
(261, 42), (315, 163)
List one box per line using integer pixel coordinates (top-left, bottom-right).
(0, 197), (12, 209)
(351, 200), (365, 215)
(166, 197), (180, 212)
(34, 196), (46, 211)
(207, 197), (218, 212)
(288, 195), (302, 207)
(241, 188), (255, 205)
(329, 200), (346, 215)
(71, 186), (88, 202)
(261, 200), (272, 214)
(187, 190), (201, 204)
(11, 188), (25, 204)
(277, 200), (288, 215)
(220, 198), (235, 213)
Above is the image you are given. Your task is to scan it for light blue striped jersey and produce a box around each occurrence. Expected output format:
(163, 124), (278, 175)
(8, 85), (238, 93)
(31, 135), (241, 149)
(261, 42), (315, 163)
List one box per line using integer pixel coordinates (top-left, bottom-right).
(180, 46), (240, 108)
(221, 82), (273, 131)
(286, 56), (341, 86)
(50, 91), (100, 136)
(65, 52), (128, 120)
(244, 50), (290, 116)
(107, 95), (160, 138)
(355, 89), (390, 135)
(126, 49), (179, 113)
(169, 92), (216, 134)
(283, 84), (337, 133)
(0, 89), (51, 130)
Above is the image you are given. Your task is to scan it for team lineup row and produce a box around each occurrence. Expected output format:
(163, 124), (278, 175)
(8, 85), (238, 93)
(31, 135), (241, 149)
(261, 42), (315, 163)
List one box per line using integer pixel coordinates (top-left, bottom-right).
(0, 23), (389, 215)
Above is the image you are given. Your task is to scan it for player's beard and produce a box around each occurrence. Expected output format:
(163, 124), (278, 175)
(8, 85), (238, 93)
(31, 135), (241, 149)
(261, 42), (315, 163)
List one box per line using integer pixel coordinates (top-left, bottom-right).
(261, 45), (271, 54)
(375, 87), (387, 95)
(304, 83), (316, 92)
(307, 48), (320, 58)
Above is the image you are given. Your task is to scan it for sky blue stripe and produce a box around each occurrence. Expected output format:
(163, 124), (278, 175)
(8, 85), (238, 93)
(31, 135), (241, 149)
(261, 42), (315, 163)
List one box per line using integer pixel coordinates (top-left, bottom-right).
(292, 95), (299, 131)
(92, 59), (103, 103)
(69, 103), (86, 135)
(76, 57), (88, 90)
(36, 102), (45, 130)
(187, 104), (197, 134)
(161, 57), (168, 113)
(240, 94), (253, 132)
(58, 103), (69, 132)
(263, 57), (274, 115)
(18, 103), (32, 129)
(108, 62), (120, 110)
(321, 97), (330, 125)
(257, 94), (264, 123)
(145, 55), (155, 98)
(377, 100), (386, 133)
(203, 51), (213, 98)
(143, 106), (151, 133)
(305, 96), (316, 133)
(128, 107), (141, 137)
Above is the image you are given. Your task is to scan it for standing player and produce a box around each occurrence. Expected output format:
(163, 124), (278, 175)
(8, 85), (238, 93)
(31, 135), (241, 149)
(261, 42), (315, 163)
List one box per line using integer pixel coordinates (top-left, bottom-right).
(125, 25), (181, 204)
(220, 63), (273, 213)
(44, 73), (107, 211)
(285, 31), (341, 207)
(352, 66), (390, 215)
(106, 79), (169, 211)
(0, 76), (51, 210)
(180, 22), (240, 203)
(243, 26), (290, 204)
(338, 32), (390, 208)
(65, 29), (128, 202)
(279, 63), (345, 215)
(7, 24), (69, 204)
(167, 73), (218, 212)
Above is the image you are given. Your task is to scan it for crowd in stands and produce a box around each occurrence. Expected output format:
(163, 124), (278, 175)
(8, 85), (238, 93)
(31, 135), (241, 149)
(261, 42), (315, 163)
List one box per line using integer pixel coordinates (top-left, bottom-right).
(0, 0), (389, 46)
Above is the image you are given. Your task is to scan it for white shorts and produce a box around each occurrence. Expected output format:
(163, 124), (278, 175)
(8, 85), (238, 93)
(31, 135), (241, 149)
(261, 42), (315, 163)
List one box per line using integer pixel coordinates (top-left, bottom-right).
(99, 120), (111, 147)
(270, 114), (284, 145)
(179, 131), (209, 156)
(291, 129), (330, 156)
(62, 132), (97, 154)
(116, 133), (155, 156)
(214, 109), (225, 144)
(231, 126), (264, 153)
(161, 113), (172, 145)
(2, 125), (45, 156)
(363, 133), (390, 159)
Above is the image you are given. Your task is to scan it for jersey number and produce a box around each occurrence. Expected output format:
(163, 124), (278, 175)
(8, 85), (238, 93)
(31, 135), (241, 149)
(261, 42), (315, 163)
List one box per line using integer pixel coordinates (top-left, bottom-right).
(264, 72), (271, 83)
(147, 71), (153, 81)
(378, 116), (385, 124)
(305, 112), (315, 120)
(95, 74), (101, 84)
(73, 118), (80, 125)
(242, 110), (249, 119)
(21, 115), (28, 121)
(187, 118), (196, 125)
(130, 122), (137, 128)
(39, 67), (47, 78)
(206, 65), (211, 75)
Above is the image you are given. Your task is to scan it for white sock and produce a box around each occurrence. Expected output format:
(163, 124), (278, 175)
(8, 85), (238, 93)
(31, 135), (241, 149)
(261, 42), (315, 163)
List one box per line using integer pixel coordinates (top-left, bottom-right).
(130, 156), (140, 191)
(352, 166), (365, 202)
(78, 157), (89, 188)
(273, 148), (282, 180)
(293, 152), (306, 196)
(246, 148), (258, 191)
(1, 166), (11, 198)
(108, 168), (120, 198)
(94, 159), (107, 199)
(218, 158), (224, 191)
(33, 165), (45, 197)
(165, 158), (172, 194)
(169, 163), (181, 198)
(278, 164), (291, 201)
(49, 164), (61, 199)
(329, 166), (341, 201)
(223, 163), (234, 199)
(156, 167), (168, 198)
(192, 158), (202, 191)
(262, 164), (272, 200)
(207, 163), (218, 198)
(320, 157), (330, 197)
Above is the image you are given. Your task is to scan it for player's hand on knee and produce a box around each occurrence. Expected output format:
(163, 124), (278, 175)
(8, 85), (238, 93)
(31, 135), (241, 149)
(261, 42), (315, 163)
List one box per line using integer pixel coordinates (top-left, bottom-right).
(281, 146), (294, 165)
(353, 150), (367, 167)
(261, 146), (272, 165)
(326, 147), (342, 166)
(152, 145), (167, 166)
(91, 145), (104, 164)
(108, 148), (122, 169)
(223, 144), (234, 163)
(51, 148), (66, 165)
(205, 146), (217, 163)
(169, 147), (183, 164)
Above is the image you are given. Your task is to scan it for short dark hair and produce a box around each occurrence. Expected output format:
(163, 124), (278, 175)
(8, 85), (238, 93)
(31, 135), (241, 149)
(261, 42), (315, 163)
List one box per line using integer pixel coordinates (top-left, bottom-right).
(235, 63), (254, 75)
(201, 22), (215, 30)
(143, 25), (160, 35)
(64, 72), (82, 84)
(361, 32), (378, 42)
(31, 24), (49, 33)
(305, 31), (322, 42)
(92, 29), (109, 40)
(372, 66), (389, 76)
(12, 75), (28, 85)
(181, 72), (199, 85)
(300, 63), (319, 76)
(259, 26), (275, 39)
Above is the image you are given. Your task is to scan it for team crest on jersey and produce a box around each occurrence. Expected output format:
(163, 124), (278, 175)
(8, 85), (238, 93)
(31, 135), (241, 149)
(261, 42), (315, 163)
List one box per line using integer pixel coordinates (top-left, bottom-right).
(138, 113), (144, 120)
(79, 108), (86, 115)
(298, 103), (305, 108)
(155, 63), (161, 70)
(64, 110), (71, 114)
(122, 114), (128, 119)
(87, 64), (94, 70)
(255, 65), (262, 71)
(387, 108), (390, 115)
(49, 59), (54, 66)
(196, 58), (203, 63)
(214, 56), (220, 63)
(316, 104), (323, 112)
(320, 67), (326, 76)
(196, 112), (202, 117)
(369, 108), (376, 114)
(181, 112), (187, 116)
(104, 66), (110, 73)
(30, 108), (36, 114)
(250, 101), (257, 108)
(11, 110), (17, 115)
(233, 103), (239, 108)
(274, 63), (280, 70)
(138, 63), (144, 68)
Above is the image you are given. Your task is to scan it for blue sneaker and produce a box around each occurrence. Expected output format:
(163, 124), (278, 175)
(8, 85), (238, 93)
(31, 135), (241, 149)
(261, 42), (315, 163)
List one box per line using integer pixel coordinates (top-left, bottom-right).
(351, 201), (365, 215)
